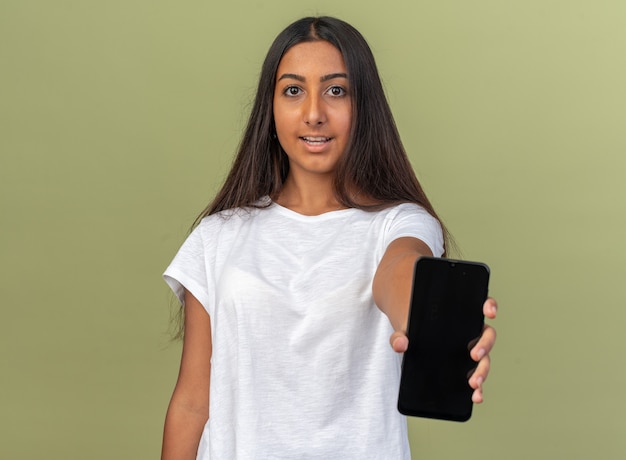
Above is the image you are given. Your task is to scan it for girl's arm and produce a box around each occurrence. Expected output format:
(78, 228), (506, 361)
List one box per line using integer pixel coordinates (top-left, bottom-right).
(161, 289), (212, 460)
(372, 237), (497, 403)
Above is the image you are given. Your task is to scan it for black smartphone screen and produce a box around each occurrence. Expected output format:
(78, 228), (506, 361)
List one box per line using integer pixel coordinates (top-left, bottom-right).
(398, 257), (489, 422)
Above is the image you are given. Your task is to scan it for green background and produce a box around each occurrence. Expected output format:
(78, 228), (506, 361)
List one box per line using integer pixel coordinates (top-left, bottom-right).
(2, 1), (625, 458)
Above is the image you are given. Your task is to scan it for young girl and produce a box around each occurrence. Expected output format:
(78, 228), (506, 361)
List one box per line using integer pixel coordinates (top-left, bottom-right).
(162, 16), (497, 460)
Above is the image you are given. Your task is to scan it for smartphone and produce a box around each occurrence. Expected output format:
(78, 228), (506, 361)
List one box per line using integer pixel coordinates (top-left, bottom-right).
(397, 256), (490, 422)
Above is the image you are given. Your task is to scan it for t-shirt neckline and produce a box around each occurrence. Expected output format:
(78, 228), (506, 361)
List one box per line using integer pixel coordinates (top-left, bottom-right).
(269, 200), (357, 221)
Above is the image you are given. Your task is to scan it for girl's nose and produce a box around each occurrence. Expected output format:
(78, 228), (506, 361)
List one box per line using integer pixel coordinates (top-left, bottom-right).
(303, 95), (326, 125)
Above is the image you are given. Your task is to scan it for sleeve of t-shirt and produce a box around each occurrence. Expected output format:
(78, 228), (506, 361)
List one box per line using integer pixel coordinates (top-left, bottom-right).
(384, 203), (445, 257)
(163, 223), (212, 312)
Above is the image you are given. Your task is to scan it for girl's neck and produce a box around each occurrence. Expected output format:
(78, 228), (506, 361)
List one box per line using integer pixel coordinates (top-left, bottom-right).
(274, 174), (346, 216)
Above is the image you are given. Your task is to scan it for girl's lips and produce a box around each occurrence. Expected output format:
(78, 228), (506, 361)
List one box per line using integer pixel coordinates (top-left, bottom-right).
(299, 136), (333, 152)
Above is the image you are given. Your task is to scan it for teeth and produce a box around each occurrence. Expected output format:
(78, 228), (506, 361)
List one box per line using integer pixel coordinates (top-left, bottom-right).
(302, 137), (330, 142)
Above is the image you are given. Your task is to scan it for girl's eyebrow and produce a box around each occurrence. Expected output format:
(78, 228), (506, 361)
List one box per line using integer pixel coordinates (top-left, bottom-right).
(277, 72), (348, 82)
(321, 72), (348, 82)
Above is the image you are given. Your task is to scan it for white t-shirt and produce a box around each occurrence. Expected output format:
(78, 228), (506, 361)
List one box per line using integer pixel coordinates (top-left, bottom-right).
(164, 199), (444, 460)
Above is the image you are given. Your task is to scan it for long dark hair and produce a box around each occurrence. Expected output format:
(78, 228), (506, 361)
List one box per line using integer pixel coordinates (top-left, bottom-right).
(195, 16), (450, 252)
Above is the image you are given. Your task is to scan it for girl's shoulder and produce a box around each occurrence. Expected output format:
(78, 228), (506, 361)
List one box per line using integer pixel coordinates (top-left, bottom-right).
(195, 199), (272, 232)
(374, 201), (436, 221)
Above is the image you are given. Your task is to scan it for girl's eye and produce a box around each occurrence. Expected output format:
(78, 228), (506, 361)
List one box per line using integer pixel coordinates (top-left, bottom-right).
(284, 86), (302, 96)
(328, 86), (346, 97)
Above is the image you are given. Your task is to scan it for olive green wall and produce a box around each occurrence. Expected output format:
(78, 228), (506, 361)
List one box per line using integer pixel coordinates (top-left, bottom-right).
(1, 1), (624, 459)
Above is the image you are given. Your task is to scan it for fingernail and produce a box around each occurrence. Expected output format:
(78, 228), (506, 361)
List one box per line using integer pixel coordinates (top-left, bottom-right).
(476, 348), (486, 360)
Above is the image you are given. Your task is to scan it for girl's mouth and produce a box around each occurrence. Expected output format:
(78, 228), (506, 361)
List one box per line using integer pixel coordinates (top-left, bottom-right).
(301, 136), (332, 145)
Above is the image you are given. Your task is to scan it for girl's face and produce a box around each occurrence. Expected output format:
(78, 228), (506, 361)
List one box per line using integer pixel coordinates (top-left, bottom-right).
(273, 40), (352, 179)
